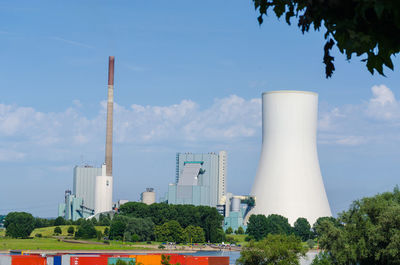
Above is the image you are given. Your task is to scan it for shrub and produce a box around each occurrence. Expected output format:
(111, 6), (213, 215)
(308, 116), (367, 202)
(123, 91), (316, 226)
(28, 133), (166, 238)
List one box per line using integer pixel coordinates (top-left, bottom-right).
(54, 226), (62, 235)
(67, 226), (75, 235)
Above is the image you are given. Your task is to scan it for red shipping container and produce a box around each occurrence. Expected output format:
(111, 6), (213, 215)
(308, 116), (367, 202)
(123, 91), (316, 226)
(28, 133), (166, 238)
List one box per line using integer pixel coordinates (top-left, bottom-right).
(11, 256), (46, 265)
(168, 254), (186, 265)
(208, 257), (229, 265)
(185, 256), (208, 265)
(70, 256), (108, 265)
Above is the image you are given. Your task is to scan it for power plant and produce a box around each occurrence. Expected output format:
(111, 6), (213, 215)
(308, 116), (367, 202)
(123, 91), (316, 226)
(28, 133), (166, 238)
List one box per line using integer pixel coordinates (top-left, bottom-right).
(249, 91), (332, 225)
(58, 57), (115, 220)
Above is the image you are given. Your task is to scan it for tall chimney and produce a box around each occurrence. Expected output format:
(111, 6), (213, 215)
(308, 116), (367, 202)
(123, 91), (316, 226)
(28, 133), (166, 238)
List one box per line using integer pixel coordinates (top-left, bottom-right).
(105, 56), (114, 176)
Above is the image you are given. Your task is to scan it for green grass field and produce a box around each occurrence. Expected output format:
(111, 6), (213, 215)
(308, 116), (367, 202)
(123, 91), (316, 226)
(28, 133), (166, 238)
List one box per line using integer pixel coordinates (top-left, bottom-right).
(0, 237), (153, 250)
(0, 226), (152, 251)
(30, 225), (108, 237)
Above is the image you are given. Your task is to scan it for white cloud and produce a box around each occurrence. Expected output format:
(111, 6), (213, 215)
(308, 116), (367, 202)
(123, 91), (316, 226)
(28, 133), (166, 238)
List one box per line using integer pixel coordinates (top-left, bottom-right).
(318, 84), (400, 146)
(0, 95), (262, 161)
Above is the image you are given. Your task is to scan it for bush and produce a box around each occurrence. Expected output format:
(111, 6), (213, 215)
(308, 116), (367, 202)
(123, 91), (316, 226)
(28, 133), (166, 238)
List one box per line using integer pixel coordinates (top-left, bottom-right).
(158, 244), (165, 249)
(35, 233), (42, 238)
(54, 216), (65, 226)
(4, 212), (35, 238)
(226, 235), (236, 244)
(237, 234), (306, 265)
(54, 226), (62, 235)
(245, 235), (254, 242)
(307, 239), (315, 249)
(75, 220), (97, 239)
(237, 226), (245, 234)
(225, 227), (233, 235)
(67, 226), (75, 235)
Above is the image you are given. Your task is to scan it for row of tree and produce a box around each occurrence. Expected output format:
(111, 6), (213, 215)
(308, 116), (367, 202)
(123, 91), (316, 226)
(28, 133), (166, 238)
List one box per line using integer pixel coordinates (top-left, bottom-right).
(246, 213), (337, 242)
(118, 202), (224, 242)
(108, 215), (210, 243)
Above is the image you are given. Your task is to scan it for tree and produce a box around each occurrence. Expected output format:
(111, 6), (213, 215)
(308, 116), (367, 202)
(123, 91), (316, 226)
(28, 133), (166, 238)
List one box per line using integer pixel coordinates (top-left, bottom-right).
(253, 0), (400, 78)
(4, 212), (35, 238)
(54, 216), (65, 226)
(67, 226), (75, 235)
(75, 219), (97, 239)
(293, 217), (311, 241)
(311, 252), (332, 265)
(265, 214), (292, 236)
(99, 213), (111, 226)
(312, 216), (341, 239)
(124, 217), (155, 242)
(246, 214), (268, 241)
(54, 226), (62, 235)
(154, 220), (184, 243)
(225, 227), (233, 235)
(109, 215), (128, 240)
(317, 186), (400, 264)
(237, 226), (245, 235)
(237, 234), (307, 265)
(184, 225), (205, 243)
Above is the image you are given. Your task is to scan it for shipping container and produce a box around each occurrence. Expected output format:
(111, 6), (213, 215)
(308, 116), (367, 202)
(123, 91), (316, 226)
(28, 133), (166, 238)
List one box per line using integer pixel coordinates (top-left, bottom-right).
(11, 256), (46, 265)
(70, 256), (107, 265)
(107, 257), (135, 265)
(167, 254), (186, 265)
(62, 255), (71, 265)
(53, 256), (62, 265)
(185, 256), (229, 265)
(207, 257), (229, 265)
(0, 255), (11, 265)
(135, 255), (161, 265)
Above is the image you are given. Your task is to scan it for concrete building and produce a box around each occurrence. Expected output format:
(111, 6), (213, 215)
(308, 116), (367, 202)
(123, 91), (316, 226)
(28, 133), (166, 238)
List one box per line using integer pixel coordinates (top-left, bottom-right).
(249, 91), (332, 225)
(58, 56), (115, 220)
(166, 151), (227, 207)
(141, 188), (156, 205)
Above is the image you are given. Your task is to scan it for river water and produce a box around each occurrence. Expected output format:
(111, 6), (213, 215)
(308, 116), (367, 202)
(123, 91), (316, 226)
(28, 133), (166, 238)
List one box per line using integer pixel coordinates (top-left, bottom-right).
(183, 251), (318, 265)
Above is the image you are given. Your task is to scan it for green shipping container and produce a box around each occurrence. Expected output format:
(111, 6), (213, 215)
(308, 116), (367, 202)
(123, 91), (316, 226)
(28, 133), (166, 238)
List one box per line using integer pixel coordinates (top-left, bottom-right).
(107, 257), (136, 265)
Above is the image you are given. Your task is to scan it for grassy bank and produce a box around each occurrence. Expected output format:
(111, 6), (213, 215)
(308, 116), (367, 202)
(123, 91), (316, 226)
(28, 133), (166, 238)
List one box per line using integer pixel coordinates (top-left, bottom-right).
(0, 237), (152, 251)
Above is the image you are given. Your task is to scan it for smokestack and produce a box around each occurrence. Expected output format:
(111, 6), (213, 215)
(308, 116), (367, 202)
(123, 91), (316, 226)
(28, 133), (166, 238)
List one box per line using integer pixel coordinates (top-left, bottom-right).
(105, 56), (114, 176)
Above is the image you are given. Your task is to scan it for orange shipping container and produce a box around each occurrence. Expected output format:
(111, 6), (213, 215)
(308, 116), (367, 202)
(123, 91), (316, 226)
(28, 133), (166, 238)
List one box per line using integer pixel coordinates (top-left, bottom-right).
(11, 256), (46, 265)
(135, 254), (161, 265)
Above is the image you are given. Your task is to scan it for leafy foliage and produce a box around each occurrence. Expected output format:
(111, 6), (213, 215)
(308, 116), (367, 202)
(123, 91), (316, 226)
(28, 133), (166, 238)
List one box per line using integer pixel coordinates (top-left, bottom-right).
(4, 212), (35, 238)
(293, 217), (311, 241)
(237, 226), (245, 234)
(317, 186), (400, 264)
(119, 202), (224, 242)
(246, 214), (268, 241)
(53, 226), (62, 235)
(237, 234), (307, 265)
(75, 219), (97, 239)
(311, 252), (332, 265)
(225, 227), (233, 234)
(184, 225), (205, 243)
(253, 0), (400, 77)
(154, 220), (184, 243)
(109, 215), (154, 242)
(54, 216), (65, 226)
(67, 226), (75, 235)
(312, 216), (340, 239)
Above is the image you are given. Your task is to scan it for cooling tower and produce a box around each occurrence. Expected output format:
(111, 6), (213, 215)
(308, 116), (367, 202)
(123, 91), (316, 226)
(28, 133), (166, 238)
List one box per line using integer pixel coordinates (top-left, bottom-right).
(250, 91), (331, 225)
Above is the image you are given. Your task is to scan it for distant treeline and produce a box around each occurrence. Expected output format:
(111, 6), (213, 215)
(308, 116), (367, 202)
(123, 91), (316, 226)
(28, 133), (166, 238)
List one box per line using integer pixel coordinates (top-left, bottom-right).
(112, 202), (224, 243)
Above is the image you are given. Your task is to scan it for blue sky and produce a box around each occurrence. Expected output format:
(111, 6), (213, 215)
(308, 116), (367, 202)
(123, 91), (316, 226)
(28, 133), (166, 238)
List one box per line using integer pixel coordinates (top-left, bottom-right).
(0, 1), (399, 218)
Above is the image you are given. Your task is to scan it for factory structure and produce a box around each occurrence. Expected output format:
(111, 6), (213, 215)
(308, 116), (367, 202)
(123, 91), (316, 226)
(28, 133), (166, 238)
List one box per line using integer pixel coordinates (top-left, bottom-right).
(249, 91), (332, 225)
(57, 59), (330, 231)
(162, 151), (252, 231)
(58, 57), (115, 220)
(162, 90), (331, 230)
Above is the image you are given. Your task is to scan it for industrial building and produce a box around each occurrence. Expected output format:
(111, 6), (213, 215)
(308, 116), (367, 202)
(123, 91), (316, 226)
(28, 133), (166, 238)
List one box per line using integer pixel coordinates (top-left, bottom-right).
(165, 151), (227, 208)
(58, 57), (115, 220)
(249, 91), (332, 225)
(141, 188), (156, 205)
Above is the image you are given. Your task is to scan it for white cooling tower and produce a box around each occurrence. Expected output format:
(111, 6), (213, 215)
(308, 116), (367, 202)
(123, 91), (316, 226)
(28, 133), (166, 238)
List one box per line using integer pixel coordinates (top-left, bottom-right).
(250, 91), (331, 225)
